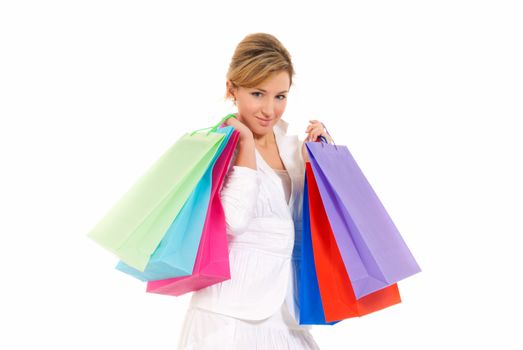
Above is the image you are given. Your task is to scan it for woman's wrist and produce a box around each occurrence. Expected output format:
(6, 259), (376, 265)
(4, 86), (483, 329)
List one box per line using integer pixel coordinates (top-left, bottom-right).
(239, 132), (254, 143)
(239, 136), (255, 147)
(234, 138), (257, 170)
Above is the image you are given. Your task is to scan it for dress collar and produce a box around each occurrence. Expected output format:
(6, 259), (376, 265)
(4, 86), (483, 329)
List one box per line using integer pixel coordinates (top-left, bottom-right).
(274, 118), (289, 135)
(254, 117), (296, 210)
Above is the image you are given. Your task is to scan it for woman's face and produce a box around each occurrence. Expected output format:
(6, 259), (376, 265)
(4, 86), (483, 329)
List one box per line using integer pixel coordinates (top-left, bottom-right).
(229, 71), (290, 137)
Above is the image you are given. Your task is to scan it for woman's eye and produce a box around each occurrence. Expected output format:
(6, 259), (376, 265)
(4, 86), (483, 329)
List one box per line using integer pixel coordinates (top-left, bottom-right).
(251, 92), (286, 100)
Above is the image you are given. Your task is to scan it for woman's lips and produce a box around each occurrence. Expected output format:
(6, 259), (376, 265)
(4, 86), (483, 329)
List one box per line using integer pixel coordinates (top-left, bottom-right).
(256, 117), (272, 127)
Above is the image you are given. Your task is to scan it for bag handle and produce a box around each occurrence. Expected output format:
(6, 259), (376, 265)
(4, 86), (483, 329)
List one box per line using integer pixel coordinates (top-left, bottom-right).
(190, 113), (238, 136)
(318, 123), (338, 150)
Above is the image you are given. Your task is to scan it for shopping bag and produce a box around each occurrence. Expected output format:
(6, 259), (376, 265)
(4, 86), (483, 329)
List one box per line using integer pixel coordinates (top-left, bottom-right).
(115, 126), (236, 281)
(146, 128), (240, 296)
(297, 172), (338, 325)
(305, 139), (421, 299)
(87, 114), (237, 271)
(306, 162), (401, 322)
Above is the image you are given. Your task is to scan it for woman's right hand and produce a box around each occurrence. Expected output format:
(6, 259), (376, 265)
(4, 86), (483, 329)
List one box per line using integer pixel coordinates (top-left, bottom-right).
(224, 113), (254, 142)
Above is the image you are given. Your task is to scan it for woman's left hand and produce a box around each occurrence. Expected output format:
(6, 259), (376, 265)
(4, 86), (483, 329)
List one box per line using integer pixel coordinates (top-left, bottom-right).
(305, 120), (332, 143)
(302, 119), (332, 163)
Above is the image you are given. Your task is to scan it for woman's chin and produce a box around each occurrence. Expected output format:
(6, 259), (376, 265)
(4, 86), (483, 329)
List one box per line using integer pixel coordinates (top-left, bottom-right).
(252, 126), (272, 137)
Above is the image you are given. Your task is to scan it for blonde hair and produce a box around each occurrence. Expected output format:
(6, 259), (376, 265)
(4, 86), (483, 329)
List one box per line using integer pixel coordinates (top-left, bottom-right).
(224, 33), (295, 101)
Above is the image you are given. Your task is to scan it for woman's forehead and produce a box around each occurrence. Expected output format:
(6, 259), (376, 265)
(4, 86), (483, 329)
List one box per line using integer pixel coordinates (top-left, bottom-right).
(251, 72), (291, 93)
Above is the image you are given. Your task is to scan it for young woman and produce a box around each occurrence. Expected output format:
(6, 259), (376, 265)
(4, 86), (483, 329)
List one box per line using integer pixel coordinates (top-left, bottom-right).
(178, 33), (332, 350)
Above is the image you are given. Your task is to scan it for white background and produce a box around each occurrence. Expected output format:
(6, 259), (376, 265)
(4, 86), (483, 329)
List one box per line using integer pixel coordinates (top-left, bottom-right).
(1, 1), (522, 349)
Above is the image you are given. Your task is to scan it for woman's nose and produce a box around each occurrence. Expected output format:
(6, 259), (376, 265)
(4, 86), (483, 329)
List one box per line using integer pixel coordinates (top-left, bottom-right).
(261, 100), (275, 118)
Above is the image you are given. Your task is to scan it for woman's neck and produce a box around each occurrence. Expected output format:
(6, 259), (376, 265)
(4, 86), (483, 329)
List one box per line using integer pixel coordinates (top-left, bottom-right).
(253, 129), (276, 148)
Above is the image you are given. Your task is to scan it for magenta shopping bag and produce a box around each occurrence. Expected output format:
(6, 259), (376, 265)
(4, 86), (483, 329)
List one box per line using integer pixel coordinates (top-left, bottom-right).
(305, 139), (421, 299)
(146, 129), (239, 296)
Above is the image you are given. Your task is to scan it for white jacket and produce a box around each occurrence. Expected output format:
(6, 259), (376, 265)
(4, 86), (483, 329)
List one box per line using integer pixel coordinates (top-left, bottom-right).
(190, 118), (306, 321)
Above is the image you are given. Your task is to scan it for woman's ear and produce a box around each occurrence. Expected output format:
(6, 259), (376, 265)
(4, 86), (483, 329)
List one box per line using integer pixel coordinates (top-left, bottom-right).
(226, 80), (237, 100)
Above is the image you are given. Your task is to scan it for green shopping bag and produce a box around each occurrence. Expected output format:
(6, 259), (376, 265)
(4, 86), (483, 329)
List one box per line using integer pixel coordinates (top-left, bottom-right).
(87, 114), (237, 271)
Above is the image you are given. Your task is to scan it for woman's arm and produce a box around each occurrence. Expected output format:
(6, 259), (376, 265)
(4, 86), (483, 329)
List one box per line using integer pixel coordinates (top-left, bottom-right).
(301, 138), (310, 163)
(224, 113), (256, 170)
(220, 163), (260, 236)
(220, 115), (259, 236)
(234, 138), (256, 169)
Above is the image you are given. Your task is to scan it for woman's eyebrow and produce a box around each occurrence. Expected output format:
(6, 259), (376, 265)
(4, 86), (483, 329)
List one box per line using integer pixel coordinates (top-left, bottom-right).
(254, 88), (288, 94)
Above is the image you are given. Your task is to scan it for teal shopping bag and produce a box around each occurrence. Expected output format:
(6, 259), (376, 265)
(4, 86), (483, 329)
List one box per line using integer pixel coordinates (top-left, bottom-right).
(87, 114), (237, 271)
(115, 126), (235, 280)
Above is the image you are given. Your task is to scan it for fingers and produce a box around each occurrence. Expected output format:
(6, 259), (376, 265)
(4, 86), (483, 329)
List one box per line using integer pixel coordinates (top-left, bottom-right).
(311, 131), (321, 142)
(305, 120), (326, 142)
(226, 114), (244, 127)
(305, 131), (321, 142)
(305, 124), (322, 133)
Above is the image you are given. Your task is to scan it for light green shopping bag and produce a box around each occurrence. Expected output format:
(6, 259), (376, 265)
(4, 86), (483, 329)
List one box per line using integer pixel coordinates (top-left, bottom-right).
(87, 114), (237, 271)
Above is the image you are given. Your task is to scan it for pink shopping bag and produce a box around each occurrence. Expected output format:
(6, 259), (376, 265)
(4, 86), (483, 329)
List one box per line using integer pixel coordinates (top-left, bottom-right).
(146, 129), (239, 296)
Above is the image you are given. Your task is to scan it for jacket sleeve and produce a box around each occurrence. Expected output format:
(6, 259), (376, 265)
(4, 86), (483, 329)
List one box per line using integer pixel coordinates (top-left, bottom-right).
(220, 165), (261, 236)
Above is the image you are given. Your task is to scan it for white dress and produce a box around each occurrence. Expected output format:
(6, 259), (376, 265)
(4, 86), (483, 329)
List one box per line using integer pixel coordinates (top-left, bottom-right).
(177, 168), (320, 350)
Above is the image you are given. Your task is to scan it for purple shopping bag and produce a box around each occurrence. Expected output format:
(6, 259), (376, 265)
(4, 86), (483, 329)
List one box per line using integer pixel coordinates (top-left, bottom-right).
(305, 140), (421, 299)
